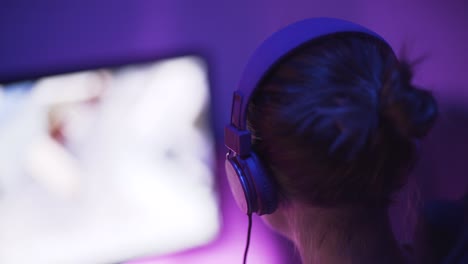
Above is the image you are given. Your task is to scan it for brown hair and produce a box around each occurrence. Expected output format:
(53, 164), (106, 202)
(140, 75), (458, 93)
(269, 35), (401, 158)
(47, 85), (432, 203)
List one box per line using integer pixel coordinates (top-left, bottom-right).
(247, 32), (437, 207)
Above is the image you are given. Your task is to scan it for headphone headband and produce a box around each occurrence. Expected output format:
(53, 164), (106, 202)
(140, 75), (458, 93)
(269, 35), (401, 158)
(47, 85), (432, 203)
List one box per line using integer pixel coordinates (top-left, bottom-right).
(225, 17), (391, 156)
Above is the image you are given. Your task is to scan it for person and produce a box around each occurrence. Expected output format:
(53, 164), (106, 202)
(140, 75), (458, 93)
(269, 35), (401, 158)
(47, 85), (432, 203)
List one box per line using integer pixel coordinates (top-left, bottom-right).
(226, 18), (440, 264)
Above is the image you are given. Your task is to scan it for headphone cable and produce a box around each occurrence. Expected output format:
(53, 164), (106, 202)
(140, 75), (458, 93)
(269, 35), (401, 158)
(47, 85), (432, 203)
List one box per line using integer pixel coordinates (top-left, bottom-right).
(243, 213), (253, 264)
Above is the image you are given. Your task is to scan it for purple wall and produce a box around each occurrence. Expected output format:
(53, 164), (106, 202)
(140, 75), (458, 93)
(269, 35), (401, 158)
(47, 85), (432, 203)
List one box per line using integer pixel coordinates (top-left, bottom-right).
(1, 0), (467, 263)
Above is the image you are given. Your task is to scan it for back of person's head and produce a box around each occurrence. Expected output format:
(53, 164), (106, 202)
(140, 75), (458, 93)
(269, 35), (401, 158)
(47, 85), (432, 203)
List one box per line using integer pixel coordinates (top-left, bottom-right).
(247, 32), (438, 208)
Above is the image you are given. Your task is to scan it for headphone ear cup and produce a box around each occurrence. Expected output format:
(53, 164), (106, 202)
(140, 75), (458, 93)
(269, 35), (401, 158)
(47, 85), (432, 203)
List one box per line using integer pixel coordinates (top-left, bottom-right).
(244, 152), (278, 215)
(225, 152), (278, 215)
(225, 156), (255, 214)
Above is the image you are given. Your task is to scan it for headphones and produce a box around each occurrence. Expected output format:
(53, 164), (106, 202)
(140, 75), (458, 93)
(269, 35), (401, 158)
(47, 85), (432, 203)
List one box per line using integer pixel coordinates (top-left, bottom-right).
(224, 17), (394, 215)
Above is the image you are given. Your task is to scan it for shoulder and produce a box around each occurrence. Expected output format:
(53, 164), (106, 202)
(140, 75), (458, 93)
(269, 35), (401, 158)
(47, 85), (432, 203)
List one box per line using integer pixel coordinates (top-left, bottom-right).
(413, 194), (468, 264)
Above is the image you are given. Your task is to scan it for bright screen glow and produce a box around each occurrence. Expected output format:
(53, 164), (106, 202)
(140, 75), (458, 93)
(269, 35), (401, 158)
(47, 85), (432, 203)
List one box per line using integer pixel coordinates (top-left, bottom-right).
(0, 56), (220, 264)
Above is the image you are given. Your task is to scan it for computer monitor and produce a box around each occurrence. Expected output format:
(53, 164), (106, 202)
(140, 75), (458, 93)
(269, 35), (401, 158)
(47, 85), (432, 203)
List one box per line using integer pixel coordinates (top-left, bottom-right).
(0, 55), (220, 264)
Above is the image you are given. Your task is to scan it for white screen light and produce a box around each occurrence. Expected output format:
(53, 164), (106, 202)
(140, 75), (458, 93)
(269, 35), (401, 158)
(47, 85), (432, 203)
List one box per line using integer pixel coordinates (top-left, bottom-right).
(0, 56), (219, 264)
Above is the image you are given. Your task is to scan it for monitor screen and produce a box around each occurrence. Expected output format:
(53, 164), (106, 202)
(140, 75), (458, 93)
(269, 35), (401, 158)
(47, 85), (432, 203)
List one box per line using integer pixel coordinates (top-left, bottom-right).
(0, 56), (220, 264)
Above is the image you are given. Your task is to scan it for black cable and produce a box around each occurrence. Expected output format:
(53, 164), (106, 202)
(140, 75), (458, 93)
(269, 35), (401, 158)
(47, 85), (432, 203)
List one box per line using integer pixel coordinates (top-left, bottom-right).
(243, 213), (253, 264)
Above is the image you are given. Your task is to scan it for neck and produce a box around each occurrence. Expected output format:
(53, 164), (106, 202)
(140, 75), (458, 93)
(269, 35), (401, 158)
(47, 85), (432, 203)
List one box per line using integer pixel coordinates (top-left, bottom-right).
(288, 205), (406, 264)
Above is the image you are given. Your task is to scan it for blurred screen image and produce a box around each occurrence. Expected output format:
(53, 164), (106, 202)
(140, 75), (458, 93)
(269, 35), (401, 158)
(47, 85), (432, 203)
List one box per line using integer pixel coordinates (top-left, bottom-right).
(0, 56), (220, 264)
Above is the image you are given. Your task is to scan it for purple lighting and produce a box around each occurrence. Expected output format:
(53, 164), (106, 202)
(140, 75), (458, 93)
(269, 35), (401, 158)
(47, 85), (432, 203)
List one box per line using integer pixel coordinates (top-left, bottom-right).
(0, 1), (467, 263)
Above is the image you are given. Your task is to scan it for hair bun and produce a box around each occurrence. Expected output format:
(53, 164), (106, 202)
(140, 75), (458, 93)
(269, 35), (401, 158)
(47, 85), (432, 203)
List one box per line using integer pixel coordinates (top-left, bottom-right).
(381, 61), (438, 139)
